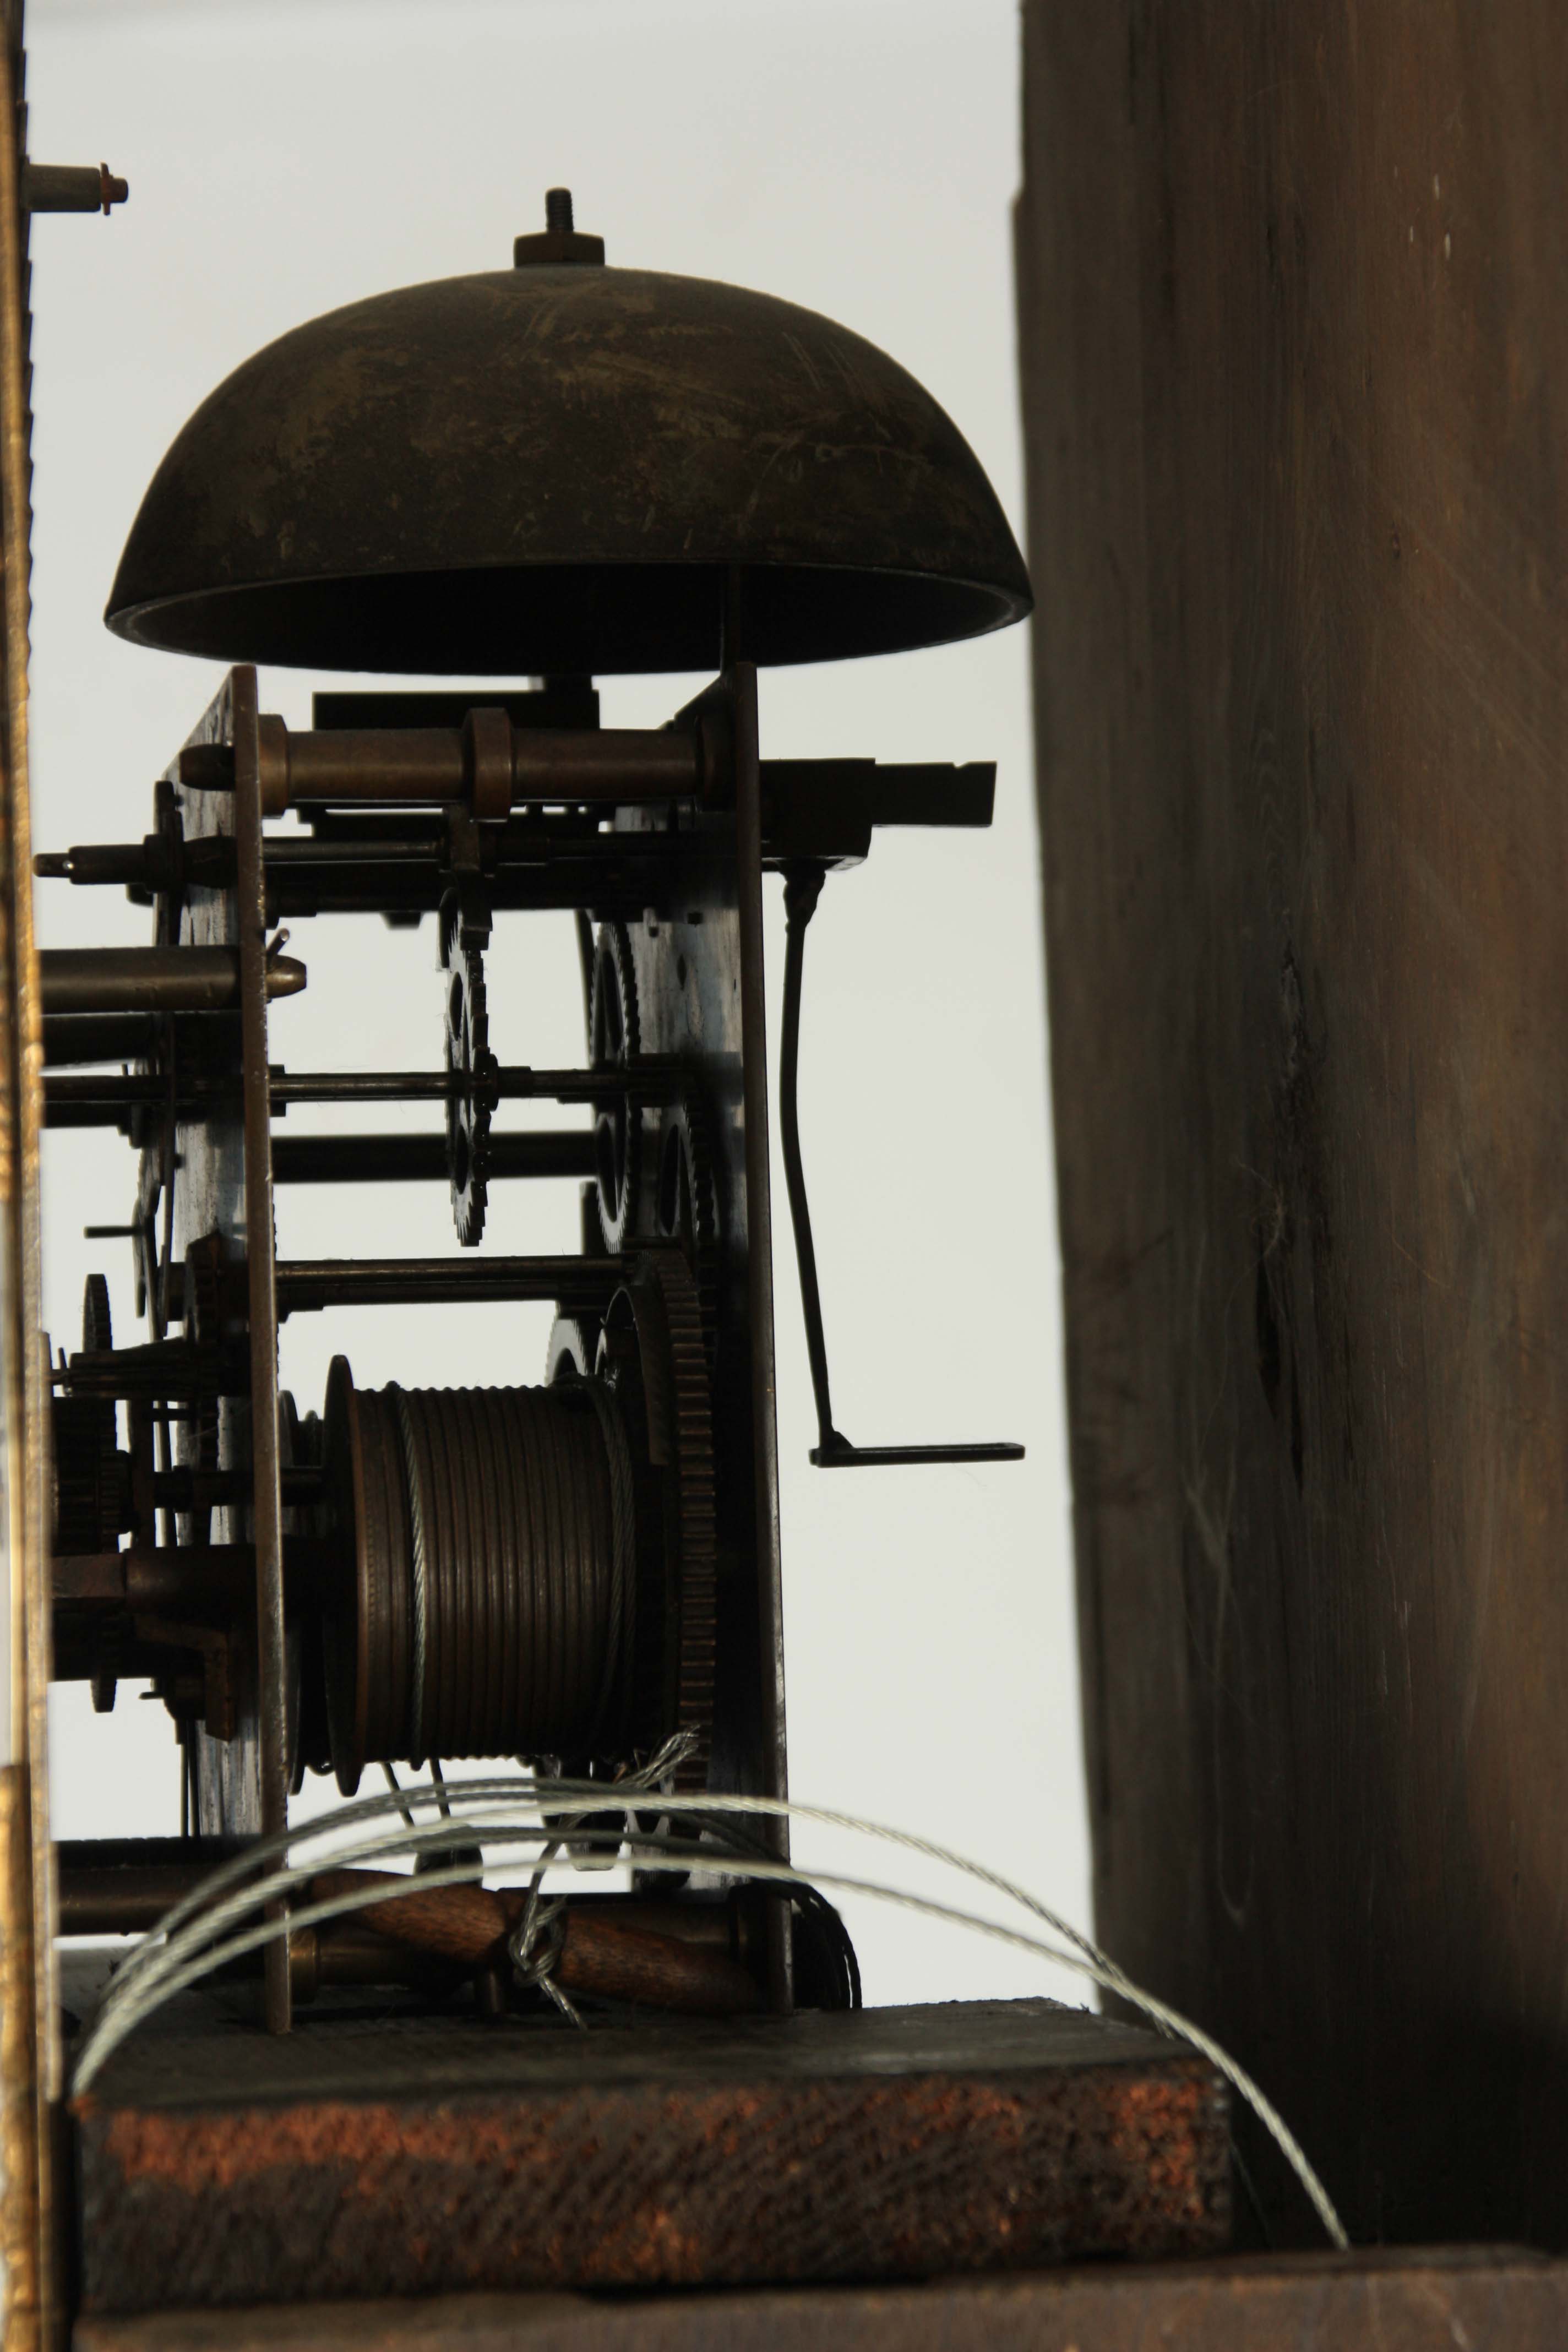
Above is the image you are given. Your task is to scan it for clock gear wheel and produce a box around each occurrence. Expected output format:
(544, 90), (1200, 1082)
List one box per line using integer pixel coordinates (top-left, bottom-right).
(601, 1246), (716, 1792)
(590, 921), (645, 1250)
(441, 890), (494, 1248)
(656, 1084), (721, 1369)
(54, 1276), (129, 1611)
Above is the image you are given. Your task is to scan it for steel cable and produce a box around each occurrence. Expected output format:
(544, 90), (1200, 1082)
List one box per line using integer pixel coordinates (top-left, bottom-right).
(356, 1381), (619, 1763)
(72, 1759), (1348, 2251)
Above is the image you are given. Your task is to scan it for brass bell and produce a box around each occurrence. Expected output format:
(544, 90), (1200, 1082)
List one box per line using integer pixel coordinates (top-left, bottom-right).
(106, 193), (1031, 674)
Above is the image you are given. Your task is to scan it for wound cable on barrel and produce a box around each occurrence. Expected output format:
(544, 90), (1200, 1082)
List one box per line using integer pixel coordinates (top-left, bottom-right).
(361, 1382), (617, 1763)
(379, 1761), (415, 1830)
(579, 1376), (635, 1751)
(390, 1385), (429, 1765)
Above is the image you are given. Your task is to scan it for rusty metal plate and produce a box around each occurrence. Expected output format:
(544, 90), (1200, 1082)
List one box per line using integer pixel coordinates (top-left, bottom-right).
(70, 1999), (1228, 2313)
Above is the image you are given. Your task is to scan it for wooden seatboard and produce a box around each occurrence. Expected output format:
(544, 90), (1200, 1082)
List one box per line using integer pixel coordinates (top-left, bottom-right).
(72, 2249), (1568, 2352)
(69, 1996), (1227, 2312)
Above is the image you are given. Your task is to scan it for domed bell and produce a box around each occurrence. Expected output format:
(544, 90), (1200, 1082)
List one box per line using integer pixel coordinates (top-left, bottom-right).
(105, 190), (1031, 674)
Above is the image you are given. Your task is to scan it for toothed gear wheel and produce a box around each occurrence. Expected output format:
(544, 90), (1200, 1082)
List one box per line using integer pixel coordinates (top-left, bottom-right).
(591, 921), (644, 1250)
(613, 1246), (716, 1793)
(442, 897), (492, 1248)
(82, 1272), (113, 1356)
(656, 1085), (721, 1368)
(52, 1398), (121, 1556)
(178, 1242), (225, 1531)
(545, 1311), (598, 1385)
(182, 1238), (222, 1346)
(54, 1273), (124, 1556)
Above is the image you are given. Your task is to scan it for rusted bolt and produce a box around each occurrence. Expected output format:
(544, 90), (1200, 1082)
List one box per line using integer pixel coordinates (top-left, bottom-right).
(20, 162), (128, 216)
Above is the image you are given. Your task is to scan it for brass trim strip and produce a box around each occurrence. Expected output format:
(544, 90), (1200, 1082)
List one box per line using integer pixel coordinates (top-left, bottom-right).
(0, 16), (59, 2343)
(0, 1768), (38, 2352)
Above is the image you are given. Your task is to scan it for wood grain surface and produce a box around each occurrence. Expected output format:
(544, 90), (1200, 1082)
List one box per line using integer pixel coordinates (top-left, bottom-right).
(1017, 0), (1568, 2248)
(70, 2249), (1568, 2352)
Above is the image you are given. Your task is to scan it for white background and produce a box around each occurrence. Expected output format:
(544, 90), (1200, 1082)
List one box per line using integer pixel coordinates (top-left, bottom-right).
(26, 0), (1088, 2006)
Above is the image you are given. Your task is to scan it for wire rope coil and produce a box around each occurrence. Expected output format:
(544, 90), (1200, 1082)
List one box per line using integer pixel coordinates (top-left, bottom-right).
(389, 1386), (429, 1766)
(323, 1362), (629, 1788)
(578, 1373), (636, 1753)
(68, 1751), (1349, 2252)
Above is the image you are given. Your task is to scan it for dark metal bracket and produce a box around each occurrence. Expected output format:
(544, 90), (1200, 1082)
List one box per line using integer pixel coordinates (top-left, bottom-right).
(778, 861), (1024, 1471)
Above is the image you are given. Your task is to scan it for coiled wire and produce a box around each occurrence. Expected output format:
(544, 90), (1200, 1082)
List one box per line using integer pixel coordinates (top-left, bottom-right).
(579, 1376), (636, 1752)
(391, 1390), (429, 1763)
(368, 1380), (619, 1762)
(68, 1756), (1349, 2252)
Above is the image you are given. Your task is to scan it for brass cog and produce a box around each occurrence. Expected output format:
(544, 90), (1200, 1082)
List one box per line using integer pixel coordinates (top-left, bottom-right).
(590, 921), (645, 1250)
(656, 1084), (721, 1369)
(55, 1275), (125, 1563)
(629, 1246), (716, 1792)
(441, 891), (493, 1248)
